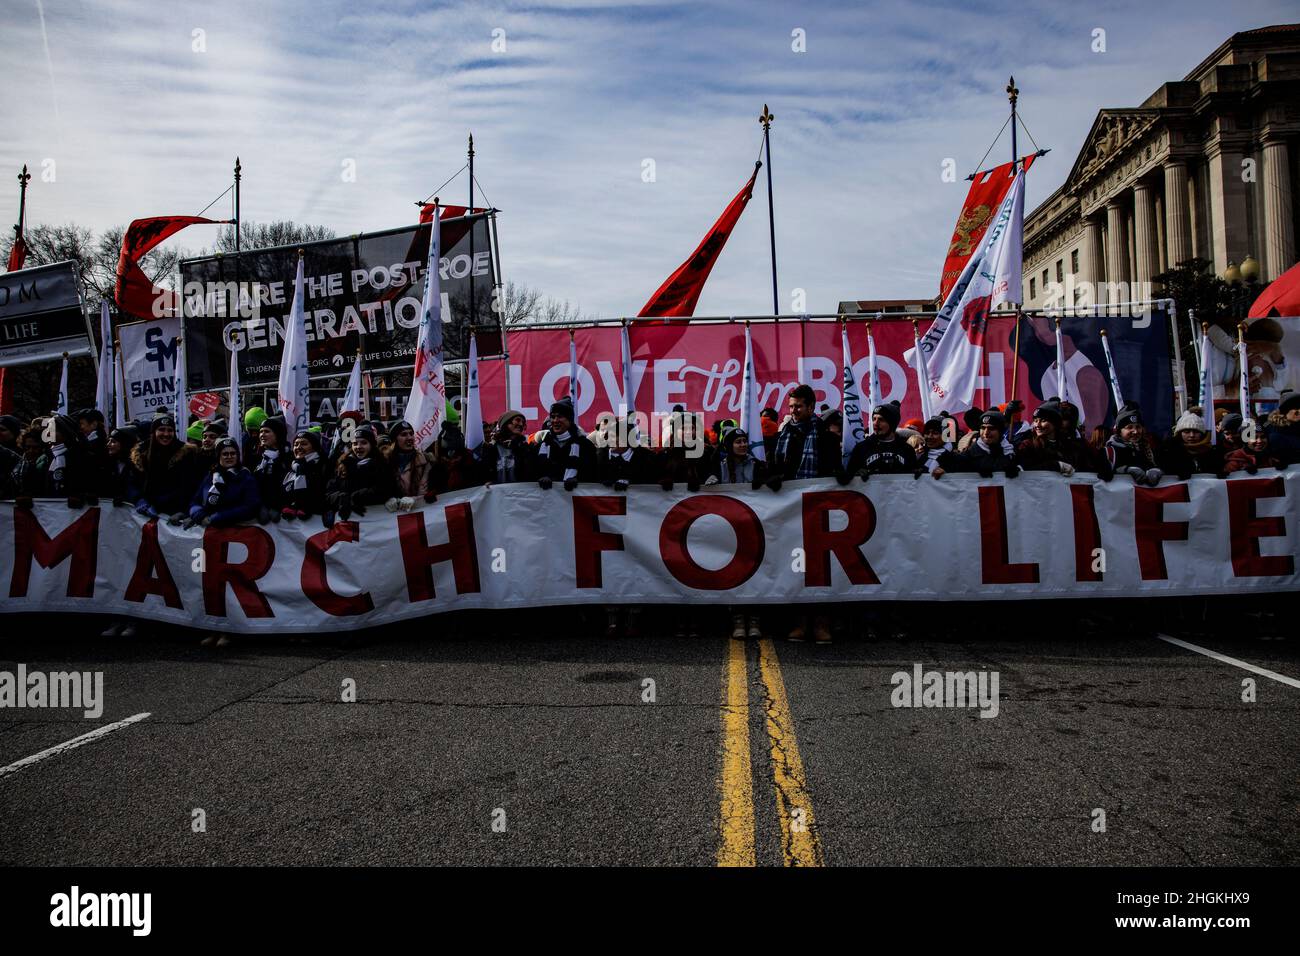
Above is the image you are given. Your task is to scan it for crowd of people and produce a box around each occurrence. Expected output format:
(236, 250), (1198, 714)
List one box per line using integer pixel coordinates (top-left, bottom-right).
(2, 384), (1297, 645)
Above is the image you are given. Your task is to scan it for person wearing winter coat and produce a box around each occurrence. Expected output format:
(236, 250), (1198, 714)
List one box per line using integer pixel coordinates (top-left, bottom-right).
(1158, 409), (1226, 479)
(1015, 401), (1107, 477)
(281, 429), (328, 519)
(429, 420), (483, 493)
(1265, 389), (1300, 466)
(769, 384), (843, 489)
(954, 410), (1020, 478)
(481, 409), (533, 485)
(130, 415), (203, 520)
(382, 419), (438, 510)
(194, 419), (226, 476)
(75, 408), (110, 503)
(250, 415), (290, 523)
(657, 406), (713, 491)
(706, 424), (767, 488)
(598, 415), (660, 490)
(1225, 422), (1283, 474)
(35, 414), (95, 507)
(918, 418), (960, 478)
(534, 399), (597, 489)
(323, 425), (398, 527)
(12, 424), (48, 504)
(1103, 403), (1163, 486)
(101, 427), (141, 504)
(180, 436), (261, 528)
(0, 414), (23, 454)
(846, 401), (920, 480)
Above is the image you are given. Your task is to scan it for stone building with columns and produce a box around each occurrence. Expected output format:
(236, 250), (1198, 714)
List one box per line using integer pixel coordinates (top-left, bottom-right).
(1022, 24), (1299, 311)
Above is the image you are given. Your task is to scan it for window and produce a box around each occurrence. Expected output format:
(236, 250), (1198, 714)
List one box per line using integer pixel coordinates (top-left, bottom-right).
(1056, 260), (1064, 283)
(1030, 277), (1036, 300)
(1042, 269), (1049, 287)
(1071, 249), (1079, 274)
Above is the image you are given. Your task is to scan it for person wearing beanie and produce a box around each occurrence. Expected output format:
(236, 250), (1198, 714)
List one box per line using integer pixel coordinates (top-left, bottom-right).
(1225, 420), (1283, 474)
(1264, 389), (1300, 466)
(323, 424), (397, 527)
(10, 422), (49, 506)
(251, 415), (290, 523)
(129, 414), (201, 520)
(281, 428), (328, 519)
(918, 417), (958, 477)
(186, 420), (205, 444)
(658, 406), (713, 492)
(706, 424), (767, 489)
(1015, 401), (1101, 477)
(597, 413), (658, 490)
(181, 436), (260, 529)
(846, 400), (919, 480)
(32, 414), (94, 508)
(954, 410), (1019, 478)
(1158, 408), (1225, 480)
(1104, 403), (1162, 486)
(242, 405), (268, 464)
(381, 419), (437, 511)
(1218, 411), (1244, 451)
(195, 419), (226, 475)
(481, 409), (533, 485)
(101, 426), (141, 504)
(820, 408), (843, 438)
(535, 399), (596, 490)
(430, 419), (483, 494)
(769, 384), (843, 492)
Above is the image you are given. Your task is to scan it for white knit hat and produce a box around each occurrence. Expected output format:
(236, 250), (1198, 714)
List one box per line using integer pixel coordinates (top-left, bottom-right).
(1174, 410), (1207, 433)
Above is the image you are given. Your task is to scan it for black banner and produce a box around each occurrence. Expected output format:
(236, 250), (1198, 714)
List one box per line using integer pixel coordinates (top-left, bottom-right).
(179, 214), (501, 391)
(0, 261), (92, 368)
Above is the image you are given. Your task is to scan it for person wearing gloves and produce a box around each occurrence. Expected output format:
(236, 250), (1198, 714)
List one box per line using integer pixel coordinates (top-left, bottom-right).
(846, 401), (919, 480)
(954, 410), (1020, 478)
(179, 436), (260, 528)
(281, 429), (328, 519)
(768, 384), (844, 491)
(430, 419), (482, 494)
(535, 399), (596, 490)
(598, 414), (658, 491)
(918, 418), (959, 478)
(481, 409), (533, 485)
(1225, 422), (1282, 474)
(382, 419), (438, 512)
(33, 414), (94, 508)
(1015, 401), (1097, 477)
(1104, 403), (1163, 486)
(129, 415), (202, 520)
(1158, 409), (1226, 479)
(1265, 389), (1300, 466)
(658, 405), (713, 492)
(250, 415), (290, 523)
(323, 425), (397, 527)
(707, 424), (767, 488)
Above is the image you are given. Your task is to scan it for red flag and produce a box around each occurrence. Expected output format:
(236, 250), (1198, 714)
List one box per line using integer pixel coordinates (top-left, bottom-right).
(638, 164), (760, 318)
(418, 203), (486, 224)
(115, 215), (220, 318)
(939, 153), (1036, 301)
(5, 234), (26, 273)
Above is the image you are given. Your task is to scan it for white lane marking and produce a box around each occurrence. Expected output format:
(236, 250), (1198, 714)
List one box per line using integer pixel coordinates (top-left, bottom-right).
(1157, 635), (1300, 690)
(0, 712), (151, 779)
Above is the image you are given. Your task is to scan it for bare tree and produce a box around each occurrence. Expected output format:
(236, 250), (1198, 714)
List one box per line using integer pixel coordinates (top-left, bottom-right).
(211, 220), (336, 253)
(500, 279), (592, 327)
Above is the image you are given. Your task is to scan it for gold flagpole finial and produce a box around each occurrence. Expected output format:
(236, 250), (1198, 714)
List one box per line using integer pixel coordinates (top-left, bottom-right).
(759, 104), (774, 130)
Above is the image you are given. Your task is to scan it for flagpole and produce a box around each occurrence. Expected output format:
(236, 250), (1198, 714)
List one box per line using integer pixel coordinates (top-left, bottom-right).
(468, 134), (476, 333)
(1010, 309), (1022, 409)
(1007, 77), (1018, 166)
(12, 164), (31, 260)
(760, 105), (778, 315)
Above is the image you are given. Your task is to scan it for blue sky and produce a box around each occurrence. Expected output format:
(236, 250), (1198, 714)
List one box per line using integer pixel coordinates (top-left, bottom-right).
(2, 0), (1296, 317)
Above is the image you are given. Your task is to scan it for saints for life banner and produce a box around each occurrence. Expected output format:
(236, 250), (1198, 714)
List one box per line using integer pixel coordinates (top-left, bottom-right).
(480, 308), (1174, 436)
(117, 316), (182, 419)
(2, 471), (1294, 634)
(179, 214), (500, 391)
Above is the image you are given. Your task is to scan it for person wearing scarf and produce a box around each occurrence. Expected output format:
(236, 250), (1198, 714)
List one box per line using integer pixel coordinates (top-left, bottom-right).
(598, 413), (658, 490)
(955, 410), (1020, 478)
(1225, 421), (1284, 474)
(281, 429), (328, 519)
(323, 425), (398, 528)
(180, 436), (260, 528)
(35, 414), (94, 508)
(658, 405), (713, 492)
(382, 419), (437, 512)
(75, 408), (110, 504)
(251, 415), (290, 523)
(130, 414), (202, 520)
(1104, 403), (1162, 486)
(1015, 401), (1105, 477)
(1265, 389), (1300, 466)
(706, 424), (766, 488)
(481, 410), (532, 486)
(846, 401), (921, 481)
(769, 384), (843, 489)
(101, 427), (141, 505)
(535, 399), (596, 491)
(1158, 409), (1226, 480)
(918, 418), (960, 478)
(430, 420), (482, 494)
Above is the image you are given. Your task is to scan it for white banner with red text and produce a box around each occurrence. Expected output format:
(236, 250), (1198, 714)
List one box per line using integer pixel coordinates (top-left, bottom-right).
(1, 471), (1296, 633)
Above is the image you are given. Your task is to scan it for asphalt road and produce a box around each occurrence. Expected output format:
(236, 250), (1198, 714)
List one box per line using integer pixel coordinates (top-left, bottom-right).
(0, 599), (1296, 866)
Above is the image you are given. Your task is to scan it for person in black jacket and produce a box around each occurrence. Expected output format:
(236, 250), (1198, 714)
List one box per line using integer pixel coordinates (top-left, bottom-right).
(535, 400), (596, 490)
(101, 426), (141, 504)
(251, 415), (290, 523)
(324, 425), (397, 527)
(769, 384), (843, 489)
(130, 415), (203, 520)
(1104, 402), (1162, 486)
(36, 414), (95, 507)
(75, 408), (110, 504)
(481, 409), (533, 485)
(1158, 409), (1226, 479)
(1015, 401), (1103, 477)
(846, 401), (920, 480)
(657, 405), (713, 491)
(0, 414), (23, 454)
(597, 414), (659, 490)
(954, 410), (1020, 478)
(1265, 389), (1300, 466)
(281, 429), (328, 520)
(706, 424), (767, 488)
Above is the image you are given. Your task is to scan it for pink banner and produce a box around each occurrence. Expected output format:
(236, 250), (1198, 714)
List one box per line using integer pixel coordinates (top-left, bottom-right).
(480, 318), (1028, 431)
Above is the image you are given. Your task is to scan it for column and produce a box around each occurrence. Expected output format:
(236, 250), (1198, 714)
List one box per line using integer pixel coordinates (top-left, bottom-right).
(1207, 146), (1251, 275)
(1261, 137), (1296, 281)
(1133, 181), (1160, 288)
(1081, 216), (1104, 307)
(1105, 200), (1128, 303)
(1155, 193), (1167, 273)
(1163, 160), (1193, 268)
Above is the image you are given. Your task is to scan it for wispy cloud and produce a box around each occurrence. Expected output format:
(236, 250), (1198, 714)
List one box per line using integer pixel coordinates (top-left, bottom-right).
(1, 0), (1294, 317)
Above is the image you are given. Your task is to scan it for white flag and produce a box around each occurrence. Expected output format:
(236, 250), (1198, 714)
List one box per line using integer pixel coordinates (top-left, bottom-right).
(405, 215), (446, 450)
(739, 322), (766, 462)
(1237, 335), (1250, 419)
(620, 322), (636, 418)
(910, 324), (932, 423)
(340, 352), (363, 415)
(56, 354), (69, 416)
(866, 324), (881, 408)
(1199, 326), (1216, 446)
(568, 331), (579, 406)
(228, 338), (241, 438)
(465, 332), (484, 453)
(906, 167), (1025, 413)
(276, 257), (312, 441)
(114, 350), (127, 429)
(94, 301), (115, 428)
(172, 332), (186, 427)
(840, 324), (864, 466)
(1099, 329), (1125, 411)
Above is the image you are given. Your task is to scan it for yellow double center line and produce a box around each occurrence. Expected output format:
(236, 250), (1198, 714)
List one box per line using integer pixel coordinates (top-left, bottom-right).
(717, 638), (824, 867)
